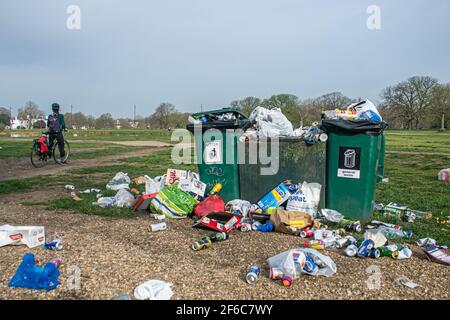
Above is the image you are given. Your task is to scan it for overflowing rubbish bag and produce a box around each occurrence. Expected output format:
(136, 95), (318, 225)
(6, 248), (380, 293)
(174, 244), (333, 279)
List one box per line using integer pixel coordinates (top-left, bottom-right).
(285, 182), (322, 217)
(106, 172), (131, 191)
(321, 119), (388, 135)
(0, 225), (45, 248)
(150, 183), (198, 219)
(322, 99), (382, 122)
(249, 107), (294, 138)
(8, 253), (60, 291)
(267, 248), (336, 280)
(134, 280), (174, 300)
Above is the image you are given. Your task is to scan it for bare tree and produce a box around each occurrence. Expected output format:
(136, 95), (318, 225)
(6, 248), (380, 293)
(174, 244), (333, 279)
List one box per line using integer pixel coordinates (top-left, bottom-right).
(230, 97), (261, 116)
(18, 101), (45, 129)
(381, 76), (438, 129)
(314, 92), (354, 110)
(151, 103), (176, 129)
(430, 83), (450, 130)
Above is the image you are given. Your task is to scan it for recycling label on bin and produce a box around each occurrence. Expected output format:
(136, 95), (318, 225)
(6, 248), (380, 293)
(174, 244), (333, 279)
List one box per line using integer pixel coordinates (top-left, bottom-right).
(337, 147), (361, 179)
(204, 141), (222, 164)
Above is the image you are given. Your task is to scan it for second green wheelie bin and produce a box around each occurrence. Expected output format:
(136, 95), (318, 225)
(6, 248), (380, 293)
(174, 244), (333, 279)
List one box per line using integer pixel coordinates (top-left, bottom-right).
(186, 108), (249, 202)
(322, 120), (387, 222)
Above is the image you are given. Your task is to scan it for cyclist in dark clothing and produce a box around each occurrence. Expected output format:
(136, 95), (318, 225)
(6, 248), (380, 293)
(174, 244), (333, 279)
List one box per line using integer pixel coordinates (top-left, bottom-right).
(47, 103), (67, 163)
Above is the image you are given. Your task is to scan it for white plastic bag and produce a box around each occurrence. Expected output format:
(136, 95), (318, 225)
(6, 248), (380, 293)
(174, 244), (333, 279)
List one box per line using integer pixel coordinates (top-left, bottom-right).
(286, 182), (322, 217)
(106, 172), (131, 191)
(115, 189), (135, 208)
(144, 175), (166, 194)
(349, 99), (382, 122)
(319, 208), (344, 223)
(267, 248), (336, 279)
(225, 199), (252, 218)
(134, 280), (173, 300)
(363, 229), (388, 248)
(249, 107), (294, 138)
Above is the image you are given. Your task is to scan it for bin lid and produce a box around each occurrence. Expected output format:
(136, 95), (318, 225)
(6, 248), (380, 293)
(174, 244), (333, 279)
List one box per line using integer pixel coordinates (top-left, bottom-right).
(321, 119), (388, 135)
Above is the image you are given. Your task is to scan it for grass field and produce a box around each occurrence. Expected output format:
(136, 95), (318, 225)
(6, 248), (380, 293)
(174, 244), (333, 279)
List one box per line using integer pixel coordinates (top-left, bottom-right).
(0, 128), (448, 246)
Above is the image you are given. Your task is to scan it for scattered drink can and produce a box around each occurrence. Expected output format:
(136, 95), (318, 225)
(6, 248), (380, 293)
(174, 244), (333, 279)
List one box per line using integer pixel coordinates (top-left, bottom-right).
(357, 240), (375, 258)
(304, 240), (325, 250)
(246, 265), (260, 285)
(65, 184), (75, 191)
(210, 232), (229, 242)
(48, 258), (62, 268)
(340, 219), (362, 233)
(269, 267), (284, 280)
(370, 248), (381, 259)
(192, 238), (212, 251)
(254, 222), (274, 232)
(300, 227), (313, 238)
(344, 244), (358, 257)
(251, 222), (262, 231)
(281, 275), (293, 287)
(150, 214), (166, 220)
(335, 238), (349, 249)
(150, 222), (167, 232)
(44, 240), (63, 251)
(240, 223), (252, 232)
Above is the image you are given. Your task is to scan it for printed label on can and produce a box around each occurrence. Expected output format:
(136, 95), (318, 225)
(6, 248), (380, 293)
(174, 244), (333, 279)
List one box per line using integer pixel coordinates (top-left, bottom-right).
(338, 147), (361, 179)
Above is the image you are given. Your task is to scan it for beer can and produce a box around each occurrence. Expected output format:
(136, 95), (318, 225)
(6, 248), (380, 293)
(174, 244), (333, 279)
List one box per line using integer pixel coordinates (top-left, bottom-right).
(44, 240), (63, 251)
(251, 222), (262, 231)
(300, 227), (313, 238)
(150, 222), (167, 232)
(240, 223), (252, 232)
(303, 240), (325, 250)
(357, 240), (375, 258)
(370, 248), (381, 259)
(335, 238), (349, 249)
(191, 238), (212, 251)
(246, 265), (260, 285)
(269, 267), (284, 280)
(281, 275), (293, 287)
(344, 244), (358, 257)
(211, 232), (229, 242)
(335, 228), (346, 237)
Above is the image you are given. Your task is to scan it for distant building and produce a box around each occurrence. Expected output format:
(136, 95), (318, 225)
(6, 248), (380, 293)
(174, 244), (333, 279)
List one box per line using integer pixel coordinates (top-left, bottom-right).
(10, 117), (46, 130)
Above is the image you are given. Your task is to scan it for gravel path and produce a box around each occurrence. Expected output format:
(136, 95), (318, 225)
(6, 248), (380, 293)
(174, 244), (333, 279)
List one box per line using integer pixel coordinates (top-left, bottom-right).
(0, 192), (448, 300)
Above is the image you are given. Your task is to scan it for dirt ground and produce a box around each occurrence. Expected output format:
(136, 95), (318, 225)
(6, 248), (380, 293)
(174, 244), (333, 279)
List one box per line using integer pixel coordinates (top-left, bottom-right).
(0, 141), (448, 300)
(0, 188), (448, 300)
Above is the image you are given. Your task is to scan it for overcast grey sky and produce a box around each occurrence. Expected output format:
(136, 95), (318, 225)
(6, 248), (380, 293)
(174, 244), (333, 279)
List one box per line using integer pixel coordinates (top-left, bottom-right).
(1, 0), (449, 118)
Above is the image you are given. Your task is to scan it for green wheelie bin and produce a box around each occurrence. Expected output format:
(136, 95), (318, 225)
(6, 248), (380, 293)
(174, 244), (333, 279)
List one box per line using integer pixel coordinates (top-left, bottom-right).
(186, 108), (249, 202)
(322, 120), (387, 222)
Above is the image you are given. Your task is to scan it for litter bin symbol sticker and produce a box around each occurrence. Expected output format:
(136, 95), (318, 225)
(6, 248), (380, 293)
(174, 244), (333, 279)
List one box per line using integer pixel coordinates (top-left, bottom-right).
(204, 141), (222, 164)
(338, 147), (361, 179)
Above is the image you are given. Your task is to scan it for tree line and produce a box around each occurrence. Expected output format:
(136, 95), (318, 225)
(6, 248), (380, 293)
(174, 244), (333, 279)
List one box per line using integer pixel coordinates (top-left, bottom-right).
(1, 75), (448, 130)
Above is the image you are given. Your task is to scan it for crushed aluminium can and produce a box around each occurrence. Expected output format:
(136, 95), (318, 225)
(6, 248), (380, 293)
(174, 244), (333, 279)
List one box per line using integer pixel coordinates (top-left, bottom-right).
(149, 222), (167, 232)
(344, 244), (358, 257)
(48, 258), (62, 268)
(370, 248), (381, 259)
(240, 223), (252, 232)
(44, 240), (63, 251)
(303, 255), (318, 274)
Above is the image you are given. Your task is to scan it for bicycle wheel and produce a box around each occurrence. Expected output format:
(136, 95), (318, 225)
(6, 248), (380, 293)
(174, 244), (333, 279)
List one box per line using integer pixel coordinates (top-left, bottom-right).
(30, 141), (49, 168)
(53, 139), (71, 163)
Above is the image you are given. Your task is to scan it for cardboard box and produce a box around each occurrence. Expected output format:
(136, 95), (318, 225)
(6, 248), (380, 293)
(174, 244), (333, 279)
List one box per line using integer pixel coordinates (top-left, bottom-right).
(165, 169), (198, 186)
(193, 212), (241, 233)
(270, 209), (320, 235)
(256, 182), (292, 211)
(0, 225), (45, 248)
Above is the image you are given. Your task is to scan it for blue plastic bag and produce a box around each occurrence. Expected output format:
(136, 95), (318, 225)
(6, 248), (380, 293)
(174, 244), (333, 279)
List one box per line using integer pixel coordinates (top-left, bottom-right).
(8, 253), (60, 291)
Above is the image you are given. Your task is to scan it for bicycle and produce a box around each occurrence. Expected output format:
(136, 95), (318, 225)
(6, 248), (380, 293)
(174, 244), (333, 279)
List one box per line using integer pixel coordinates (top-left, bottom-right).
(30, 131), (71, 168)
